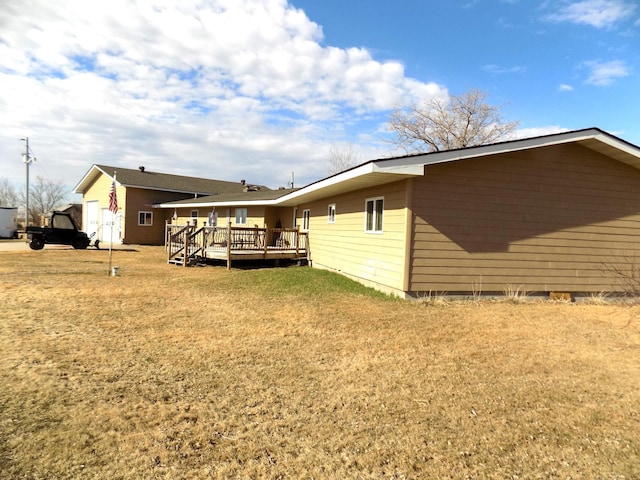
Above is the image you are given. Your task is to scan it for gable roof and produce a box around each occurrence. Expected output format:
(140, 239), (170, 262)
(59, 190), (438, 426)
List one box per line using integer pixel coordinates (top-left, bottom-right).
(151, 128), (640, 210)
(375, 127), (640, 170)
(74, 164), (258, 196)
(273, 127), (640, 206)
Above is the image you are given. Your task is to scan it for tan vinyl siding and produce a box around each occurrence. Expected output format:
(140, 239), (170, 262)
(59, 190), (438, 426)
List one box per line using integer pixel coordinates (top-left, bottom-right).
(303, 181), (409, 294)
(409, 143), (640, 293)
(264, 207), (296, 229)
(171, 206), (298, 230)
(82, 174), (126, 240)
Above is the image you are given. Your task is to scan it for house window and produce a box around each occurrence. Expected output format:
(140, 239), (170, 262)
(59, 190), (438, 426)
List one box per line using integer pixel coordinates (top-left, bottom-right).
(235, 208), (247, 225)
(328, 204), (336, 224)
(138, 211), (153, 226)
(293, 207), (298, 228)
(365, 197), (383, 233)
(302, 209), (310, 231)
(189, 209), (199, 226)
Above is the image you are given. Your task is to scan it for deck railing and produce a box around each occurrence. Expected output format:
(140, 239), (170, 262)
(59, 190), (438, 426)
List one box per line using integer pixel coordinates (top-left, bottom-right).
(166, 224), (193, 266)
(166, 224), (308, 267)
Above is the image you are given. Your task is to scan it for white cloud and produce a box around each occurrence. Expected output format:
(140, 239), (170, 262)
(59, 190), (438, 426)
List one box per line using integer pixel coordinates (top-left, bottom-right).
(482, 64), (527, 75)
(513, 126), (570, 139)
(545, 0), (636, 29)
(559, 84), (574, 91)
(584, 60), (630, 85)
(0, 0), (446, 190)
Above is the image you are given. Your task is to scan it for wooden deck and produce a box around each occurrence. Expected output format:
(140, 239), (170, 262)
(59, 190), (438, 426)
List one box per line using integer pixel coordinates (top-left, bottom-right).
(166, 224), (309, 268)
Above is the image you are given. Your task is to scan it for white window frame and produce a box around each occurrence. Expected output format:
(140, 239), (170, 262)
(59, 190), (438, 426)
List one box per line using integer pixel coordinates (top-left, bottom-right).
(190, 209), (199, 226)
(235, 208), (247, 225)
(328, 204), (336, 224)
(302, 209), (310, 231)
(138, 211), (153, 226)
(364, 197), (384, 233)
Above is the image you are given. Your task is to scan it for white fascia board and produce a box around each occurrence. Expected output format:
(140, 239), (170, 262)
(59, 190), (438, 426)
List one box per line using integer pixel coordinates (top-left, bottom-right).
(279, 163), (378, 201)
(275, 162), (424, 203)
(592, 131), (640, 157)
(370, 161), (427, 174)
(155, 163), (423, 208)
(72, 165), (100, 193)
(73, 165), (118, 193)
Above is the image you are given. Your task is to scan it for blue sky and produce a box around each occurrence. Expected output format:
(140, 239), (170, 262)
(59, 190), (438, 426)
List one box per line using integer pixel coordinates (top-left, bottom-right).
(294, 0), (639, 134)
(0, 0), (638, 198)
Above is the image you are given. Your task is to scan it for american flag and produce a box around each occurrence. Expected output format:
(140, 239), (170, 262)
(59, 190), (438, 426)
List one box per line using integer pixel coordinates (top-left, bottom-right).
(108, 179), (118, 214)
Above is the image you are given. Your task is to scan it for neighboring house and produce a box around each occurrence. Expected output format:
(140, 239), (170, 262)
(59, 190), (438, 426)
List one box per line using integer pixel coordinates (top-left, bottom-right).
(157, 128), (640, 298)
(73, 165), (256, 245)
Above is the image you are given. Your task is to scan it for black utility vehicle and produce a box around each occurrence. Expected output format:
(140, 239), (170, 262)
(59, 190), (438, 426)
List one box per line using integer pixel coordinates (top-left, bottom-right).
(26, 211), (97, 250)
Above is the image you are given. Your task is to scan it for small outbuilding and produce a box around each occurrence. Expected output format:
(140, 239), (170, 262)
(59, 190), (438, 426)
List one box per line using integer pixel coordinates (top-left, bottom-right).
(0, 207), (18, 238)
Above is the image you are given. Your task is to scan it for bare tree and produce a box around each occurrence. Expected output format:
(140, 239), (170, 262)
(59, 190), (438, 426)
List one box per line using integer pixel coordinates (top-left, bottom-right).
(387, 88), (519, 154)
(0, 178), (20, 207)
(328, 144), (361, 175)
(26, 176), (69, 225)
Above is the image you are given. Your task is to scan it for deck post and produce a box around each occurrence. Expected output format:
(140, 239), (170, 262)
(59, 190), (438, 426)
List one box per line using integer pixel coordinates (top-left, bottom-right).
(305, 232), (310, 264)
(263, 223), (268, 258)
(183, 226), (188, 268)
(166, 223), (170, 263)
(295, 226), (299, 256)
(226, 223), (232, 270)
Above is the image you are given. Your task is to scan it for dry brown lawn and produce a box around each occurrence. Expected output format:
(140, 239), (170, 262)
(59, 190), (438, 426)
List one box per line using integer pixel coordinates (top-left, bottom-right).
(1, 245), (639, 479)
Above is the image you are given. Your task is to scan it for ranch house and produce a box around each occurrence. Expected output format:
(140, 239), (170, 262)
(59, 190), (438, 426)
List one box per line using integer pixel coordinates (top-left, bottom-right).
(157, 128), (640, 299)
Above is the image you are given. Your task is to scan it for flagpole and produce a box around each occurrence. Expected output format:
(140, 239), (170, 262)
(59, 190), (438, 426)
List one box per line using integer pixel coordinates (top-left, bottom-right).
(108, 224), (113, 276)
(108, 172), (117, 276)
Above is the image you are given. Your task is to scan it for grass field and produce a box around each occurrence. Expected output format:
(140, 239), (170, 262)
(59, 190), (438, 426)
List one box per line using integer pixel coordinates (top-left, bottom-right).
(1, 245), (639, 479)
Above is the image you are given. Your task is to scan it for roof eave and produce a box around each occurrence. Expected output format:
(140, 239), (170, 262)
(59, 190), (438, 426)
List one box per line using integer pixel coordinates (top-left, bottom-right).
(154, 198), (284, 208)
(73, 165), (109, 194)
(154, 163), (424, 209)
(275, 163), (424, 206)
(386, 128), (640, 168)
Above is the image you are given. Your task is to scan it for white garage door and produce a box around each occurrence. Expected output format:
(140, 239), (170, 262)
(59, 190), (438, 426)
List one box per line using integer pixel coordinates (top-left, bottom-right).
(101, 209), (122, 243)
(85, 201), (99, 238)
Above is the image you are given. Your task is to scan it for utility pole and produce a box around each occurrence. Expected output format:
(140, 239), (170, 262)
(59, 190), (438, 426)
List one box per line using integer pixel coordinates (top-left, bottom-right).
(21, 137), (36, 227)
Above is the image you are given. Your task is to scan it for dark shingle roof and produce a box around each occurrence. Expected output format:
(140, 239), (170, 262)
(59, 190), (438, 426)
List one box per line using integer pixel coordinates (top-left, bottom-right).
(74, 164), (262, 195)
(161, 188), (299, 206)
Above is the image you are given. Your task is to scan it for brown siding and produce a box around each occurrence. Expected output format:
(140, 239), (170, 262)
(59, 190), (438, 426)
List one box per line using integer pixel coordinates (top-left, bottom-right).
(124, 189), (190, 244)
(409, 143), (640, 294)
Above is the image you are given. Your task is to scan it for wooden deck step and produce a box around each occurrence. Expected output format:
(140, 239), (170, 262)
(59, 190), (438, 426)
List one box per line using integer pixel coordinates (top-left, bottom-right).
(168, 255), (203, 266)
